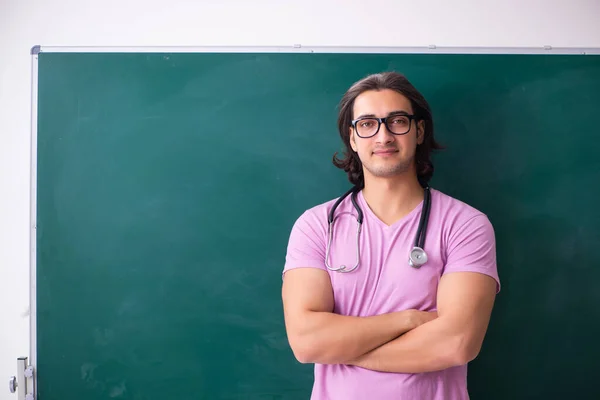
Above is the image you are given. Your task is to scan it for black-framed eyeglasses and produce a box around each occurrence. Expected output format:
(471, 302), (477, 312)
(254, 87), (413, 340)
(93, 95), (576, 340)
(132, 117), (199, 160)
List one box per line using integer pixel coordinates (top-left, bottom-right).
(351, 114), (417, 138)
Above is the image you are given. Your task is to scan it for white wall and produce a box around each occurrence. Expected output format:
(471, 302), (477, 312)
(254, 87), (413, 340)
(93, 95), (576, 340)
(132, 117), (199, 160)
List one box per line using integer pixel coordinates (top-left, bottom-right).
(1, 0), (599, 398)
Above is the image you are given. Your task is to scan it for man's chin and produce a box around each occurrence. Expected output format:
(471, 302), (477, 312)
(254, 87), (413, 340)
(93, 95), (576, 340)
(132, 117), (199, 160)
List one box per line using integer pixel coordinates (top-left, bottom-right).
(364, 165), (411, 179)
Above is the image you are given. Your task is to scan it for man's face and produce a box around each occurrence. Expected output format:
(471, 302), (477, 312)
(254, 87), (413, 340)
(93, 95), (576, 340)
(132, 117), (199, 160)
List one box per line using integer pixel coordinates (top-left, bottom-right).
(349, 89), (424, 181)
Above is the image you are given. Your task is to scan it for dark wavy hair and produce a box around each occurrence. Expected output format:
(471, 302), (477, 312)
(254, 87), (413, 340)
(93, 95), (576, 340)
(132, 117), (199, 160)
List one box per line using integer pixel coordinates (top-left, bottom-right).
(333, 71), (443, 188)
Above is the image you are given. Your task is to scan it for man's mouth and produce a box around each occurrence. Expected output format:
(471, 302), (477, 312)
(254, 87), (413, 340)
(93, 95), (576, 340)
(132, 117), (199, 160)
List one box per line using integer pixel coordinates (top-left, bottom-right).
(373, 148), (398, 156)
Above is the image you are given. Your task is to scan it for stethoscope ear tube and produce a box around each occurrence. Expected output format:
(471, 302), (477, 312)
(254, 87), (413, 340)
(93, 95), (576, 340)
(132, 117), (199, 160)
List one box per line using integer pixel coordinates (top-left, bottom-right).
(328, 186), (357, 224)
(325, 186), (362, 273)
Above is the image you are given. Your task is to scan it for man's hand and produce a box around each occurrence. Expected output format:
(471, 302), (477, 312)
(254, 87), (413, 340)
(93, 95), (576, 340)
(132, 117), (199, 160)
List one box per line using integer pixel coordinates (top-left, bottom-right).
(405, 310), (438, 330)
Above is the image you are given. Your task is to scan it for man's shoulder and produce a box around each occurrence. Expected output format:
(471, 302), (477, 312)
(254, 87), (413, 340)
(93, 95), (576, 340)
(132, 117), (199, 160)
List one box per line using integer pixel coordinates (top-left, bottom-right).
(431, 188), (492, 227)
(291, 195), (343, 229)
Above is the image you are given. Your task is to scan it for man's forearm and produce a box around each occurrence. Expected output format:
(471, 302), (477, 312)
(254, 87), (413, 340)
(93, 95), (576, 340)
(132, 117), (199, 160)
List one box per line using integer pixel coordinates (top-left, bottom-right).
(347, 273), (497, 374)
(346, 317), (467, 373)
(291, 310), (419, 365)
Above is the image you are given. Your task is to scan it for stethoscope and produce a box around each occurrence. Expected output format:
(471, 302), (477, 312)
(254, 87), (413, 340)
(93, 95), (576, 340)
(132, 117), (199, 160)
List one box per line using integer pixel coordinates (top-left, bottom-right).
(325, 186), (432, 273)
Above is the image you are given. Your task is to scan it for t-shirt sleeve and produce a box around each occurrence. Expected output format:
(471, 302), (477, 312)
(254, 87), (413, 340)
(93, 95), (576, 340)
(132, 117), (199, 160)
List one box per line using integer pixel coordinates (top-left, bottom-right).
(283, 210), (328, 277)
(443, 214), (501, 293)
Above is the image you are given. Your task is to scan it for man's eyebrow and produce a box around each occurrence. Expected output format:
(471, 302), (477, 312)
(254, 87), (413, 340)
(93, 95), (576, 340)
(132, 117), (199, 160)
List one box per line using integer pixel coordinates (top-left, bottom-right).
(387, 110), (411, 116)
(355, 110), (411, 119)
(355, 113), (377, 119)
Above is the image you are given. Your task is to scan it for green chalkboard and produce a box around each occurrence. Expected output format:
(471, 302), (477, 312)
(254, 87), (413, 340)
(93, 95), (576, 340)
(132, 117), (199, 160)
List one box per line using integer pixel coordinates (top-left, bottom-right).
(35, 51), (600, 400)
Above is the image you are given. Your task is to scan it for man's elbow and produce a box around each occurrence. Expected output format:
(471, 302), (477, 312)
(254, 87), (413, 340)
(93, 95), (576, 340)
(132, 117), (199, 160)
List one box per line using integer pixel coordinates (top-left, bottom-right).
(452, 334), (484, 366)
(288, 334), (321, 364)
(293, 351), (317, 364)
(290, 343), (316, 364)
(288, 334), (344, 365)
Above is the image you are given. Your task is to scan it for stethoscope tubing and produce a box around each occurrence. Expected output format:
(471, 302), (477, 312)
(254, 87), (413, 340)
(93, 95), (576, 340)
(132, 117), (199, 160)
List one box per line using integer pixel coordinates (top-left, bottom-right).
(325, 186), (431, 272)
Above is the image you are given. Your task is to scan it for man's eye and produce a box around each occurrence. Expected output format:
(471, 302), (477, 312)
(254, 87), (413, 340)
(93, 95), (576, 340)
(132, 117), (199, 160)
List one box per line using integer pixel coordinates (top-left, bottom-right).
(391, 117), (409, 125)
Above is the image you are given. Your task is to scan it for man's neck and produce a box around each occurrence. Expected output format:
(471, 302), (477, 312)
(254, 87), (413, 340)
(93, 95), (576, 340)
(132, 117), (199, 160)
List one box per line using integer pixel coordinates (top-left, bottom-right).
(361, 174), (425, 226)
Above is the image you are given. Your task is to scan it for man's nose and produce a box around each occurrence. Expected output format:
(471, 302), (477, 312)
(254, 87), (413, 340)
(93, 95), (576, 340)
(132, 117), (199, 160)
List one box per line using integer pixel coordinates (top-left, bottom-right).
(375, 121), (394, 144)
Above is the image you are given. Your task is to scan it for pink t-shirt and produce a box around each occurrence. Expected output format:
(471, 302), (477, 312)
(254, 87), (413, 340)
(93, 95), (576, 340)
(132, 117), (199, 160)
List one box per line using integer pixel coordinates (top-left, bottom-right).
(283, 188), (500, 400)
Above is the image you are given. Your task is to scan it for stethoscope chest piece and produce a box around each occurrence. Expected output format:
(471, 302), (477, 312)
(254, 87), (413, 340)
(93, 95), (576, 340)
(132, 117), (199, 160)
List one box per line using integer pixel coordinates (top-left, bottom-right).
(409, 246), (428, 268)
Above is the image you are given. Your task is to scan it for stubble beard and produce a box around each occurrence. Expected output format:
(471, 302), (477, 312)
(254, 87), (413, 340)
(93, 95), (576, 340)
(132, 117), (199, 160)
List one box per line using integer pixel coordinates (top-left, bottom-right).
(362, 155), (414, 179)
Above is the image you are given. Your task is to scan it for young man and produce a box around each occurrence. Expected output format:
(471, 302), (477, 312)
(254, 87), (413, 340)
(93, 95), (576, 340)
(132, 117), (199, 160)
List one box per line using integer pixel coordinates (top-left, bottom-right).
(281, 72), (500, 400)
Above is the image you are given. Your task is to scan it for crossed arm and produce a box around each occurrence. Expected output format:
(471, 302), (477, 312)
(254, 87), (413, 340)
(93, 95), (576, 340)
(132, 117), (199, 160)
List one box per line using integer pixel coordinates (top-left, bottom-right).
(281, 267), (497, 373)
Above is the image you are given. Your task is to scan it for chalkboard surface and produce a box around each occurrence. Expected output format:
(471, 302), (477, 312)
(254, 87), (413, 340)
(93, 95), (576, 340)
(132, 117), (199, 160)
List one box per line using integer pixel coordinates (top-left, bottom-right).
(35, 52), (600, 399)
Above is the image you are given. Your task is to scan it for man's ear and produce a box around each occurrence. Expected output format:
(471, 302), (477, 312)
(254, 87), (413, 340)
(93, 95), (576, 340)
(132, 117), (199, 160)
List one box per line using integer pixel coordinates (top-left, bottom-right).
(417, 120), (425, 145)
(349, 127), (358, 152)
